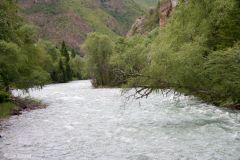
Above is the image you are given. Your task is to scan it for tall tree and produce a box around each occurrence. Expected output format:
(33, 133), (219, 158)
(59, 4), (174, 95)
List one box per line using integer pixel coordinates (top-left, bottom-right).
(0, 0), (50, 92)
(82, 33), (113, 86)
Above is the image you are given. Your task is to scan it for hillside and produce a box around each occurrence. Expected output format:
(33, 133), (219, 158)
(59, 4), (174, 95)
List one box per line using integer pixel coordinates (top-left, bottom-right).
(128, 0), (178, 36)
(133, 0), (159, 8)
(83, 0), (240, 108)
(18, 0), (144, 51)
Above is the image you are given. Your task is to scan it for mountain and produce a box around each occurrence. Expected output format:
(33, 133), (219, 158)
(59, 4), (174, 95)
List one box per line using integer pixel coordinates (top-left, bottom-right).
(127, 0), (178, 36)
(18, 0), (144, 51)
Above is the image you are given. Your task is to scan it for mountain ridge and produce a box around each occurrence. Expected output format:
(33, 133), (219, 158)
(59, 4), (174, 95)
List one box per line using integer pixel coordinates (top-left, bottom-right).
(18, 0), (145, 51)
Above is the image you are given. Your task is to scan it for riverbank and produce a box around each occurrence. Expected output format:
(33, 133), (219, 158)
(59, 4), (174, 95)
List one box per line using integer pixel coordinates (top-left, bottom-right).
(0, 97), (46, 120)
(226, 104), (240, 110)
(93, 81), (240, 110)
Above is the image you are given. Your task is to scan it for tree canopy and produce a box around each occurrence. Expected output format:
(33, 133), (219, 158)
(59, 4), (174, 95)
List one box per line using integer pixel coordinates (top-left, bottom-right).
(0, 0), (85, 103)
(82, 0), (240, 107)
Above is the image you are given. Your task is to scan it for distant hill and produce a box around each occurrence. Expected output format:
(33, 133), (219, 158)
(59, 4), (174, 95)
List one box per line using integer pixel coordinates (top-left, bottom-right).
(18, 0), (144, 51)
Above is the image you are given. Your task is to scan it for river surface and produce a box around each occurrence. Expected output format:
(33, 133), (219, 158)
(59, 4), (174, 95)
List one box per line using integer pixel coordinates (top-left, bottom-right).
(0, 80), (240, 160)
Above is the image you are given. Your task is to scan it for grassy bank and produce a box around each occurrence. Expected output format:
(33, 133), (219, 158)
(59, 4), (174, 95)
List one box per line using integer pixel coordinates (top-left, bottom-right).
(0, 102), (17, 119)
(0, 97), (46, 120)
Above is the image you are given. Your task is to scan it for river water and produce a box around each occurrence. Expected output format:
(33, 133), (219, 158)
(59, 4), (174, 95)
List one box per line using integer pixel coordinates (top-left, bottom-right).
(0, 80), (240, 160)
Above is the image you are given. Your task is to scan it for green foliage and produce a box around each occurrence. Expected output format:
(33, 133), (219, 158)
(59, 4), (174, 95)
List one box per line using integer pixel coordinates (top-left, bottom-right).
(84, 0), (240, 107)
(17, 25), (38, 44)
(0, 90), (10, 103)
(147, 0), (240, 106)
(201, 44), (240, 104)
(110, 36), (152, 86)
(70, 55), (86, 80)
(65, 63), (72, 81)
(71, 49), (77, 58)
(0, 102), (16, 119)
(51, 41), (74, 83)
(0, 0), (84, 94)
(0, 40), (21, 91)
(0, 0), (21, 42)
(82, 33), (113, 86)
(143, 1), (161, 32)
(0, 0), (50, 91)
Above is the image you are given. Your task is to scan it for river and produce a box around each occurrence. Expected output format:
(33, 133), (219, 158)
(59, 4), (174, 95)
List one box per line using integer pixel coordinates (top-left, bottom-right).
(0, 80), (240, 160)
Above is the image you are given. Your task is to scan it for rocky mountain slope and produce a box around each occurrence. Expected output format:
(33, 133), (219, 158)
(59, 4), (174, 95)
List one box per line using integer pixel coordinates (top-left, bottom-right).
(18, 0), (144, 51)
(127, 0), (178, 36)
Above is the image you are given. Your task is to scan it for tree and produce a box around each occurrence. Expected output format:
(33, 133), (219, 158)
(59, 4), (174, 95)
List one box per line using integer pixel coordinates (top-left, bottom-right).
(0, 1), (50, 92)
(61, 41), (68, 56)
(82, 33), (113, 86)
(0, 0), (21, 42)
(71, 49), (76, 58)
(0, 40), (20, 91)
(65, 63), (72, 81)
(142, 0), (240, 106)
(108, 0), (240, 106)
(58, 58), (66, 83)
(70, 56), (84, 80)
(56, 41), (73, 82)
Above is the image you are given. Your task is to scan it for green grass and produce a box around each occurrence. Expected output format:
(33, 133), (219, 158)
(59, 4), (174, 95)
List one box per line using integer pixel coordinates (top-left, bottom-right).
(133, 0), (159, 8)
(0, 102), (17, 119)
(66, 0), (119, 37)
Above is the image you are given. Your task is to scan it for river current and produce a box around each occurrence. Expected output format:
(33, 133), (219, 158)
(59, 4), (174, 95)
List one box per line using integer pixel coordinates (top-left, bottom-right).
(0, 80), (240, 160)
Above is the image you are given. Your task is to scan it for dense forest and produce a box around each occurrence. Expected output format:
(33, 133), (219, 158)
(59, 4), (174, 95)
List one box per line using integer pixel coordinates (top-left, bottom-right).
(82, 0), (240, 108)
(1, 0), (240, 118)
(0, 0), (87, 117)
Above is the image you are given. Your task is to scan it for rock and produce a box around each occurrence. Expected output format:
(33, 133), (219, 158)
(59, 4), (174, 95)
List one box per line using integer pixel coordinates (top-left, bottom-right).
(127, 0), (178, 36)
(127, 16), (146, 37)
(160, 0), (177, 27)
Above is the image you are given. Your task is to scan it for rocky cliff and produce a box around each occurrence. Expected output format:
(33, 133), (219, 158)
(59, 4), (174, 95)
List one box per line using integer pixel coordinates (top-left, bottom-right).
(159, 0), (178, 27)
(127, 0), (178, 36)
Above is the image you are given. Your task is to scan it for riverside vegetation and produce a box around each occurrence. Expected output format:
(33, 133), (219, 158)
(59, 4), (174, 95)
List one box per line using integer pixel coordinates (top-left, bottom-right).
(0, 0), (87, 118)
(82, 0), (240, 108)
(0, 0), (240, 119)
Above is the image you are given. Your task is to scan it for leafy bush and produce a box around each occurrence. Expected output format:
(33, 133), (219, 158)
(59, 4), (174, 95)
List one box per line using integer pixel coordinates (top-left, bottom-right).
(89, 0), (240, 107)
(82, 33), (113, 86)
(0, 90), (10, 103)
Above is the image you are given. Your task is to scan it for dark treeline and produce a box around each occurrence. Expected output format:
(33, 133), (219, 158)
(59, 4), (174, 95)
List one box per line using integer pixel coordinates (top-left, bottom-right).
(82, 0), (240, 108)
(0, 0), (86, 114)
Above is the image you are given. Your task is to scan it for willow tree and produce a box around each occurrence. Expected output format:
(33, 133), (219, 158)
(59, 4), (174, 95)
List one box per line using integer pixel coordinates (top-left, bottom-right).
(146, 0), (240, 106)
(0, 0), (50, 93)
(82, 33), (113, 86)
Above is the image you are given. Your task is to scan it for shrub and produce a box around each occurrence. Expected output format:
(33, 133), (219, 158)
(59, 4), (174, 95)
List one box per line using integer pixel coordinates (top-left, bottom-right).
(0, 90), (10, 103)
